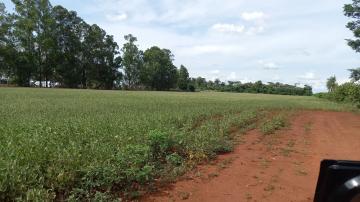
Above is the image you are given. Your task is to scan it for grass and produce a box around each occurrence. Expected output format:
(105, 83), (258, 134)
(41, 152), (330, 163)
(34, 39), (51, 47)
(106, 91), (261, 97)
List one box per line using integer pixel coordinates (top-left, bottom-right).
(0, 88), (355, 201)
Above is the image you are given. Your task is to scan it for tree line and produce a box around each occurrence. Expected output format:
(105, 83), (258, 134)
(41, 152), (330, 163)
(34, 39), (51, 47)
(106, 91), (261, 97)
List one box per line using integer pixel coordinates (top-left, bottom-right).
(191, 78), (313, 96)
(0, 0), (188, 90)
(0, 0), (313, 95)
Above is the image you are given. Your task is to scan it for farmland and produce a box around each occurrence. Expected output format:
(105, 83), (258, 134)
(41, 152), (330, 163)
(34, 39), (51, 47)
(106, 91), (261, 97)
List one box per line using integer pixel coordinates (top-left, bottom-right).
(0, 88), (356, 201)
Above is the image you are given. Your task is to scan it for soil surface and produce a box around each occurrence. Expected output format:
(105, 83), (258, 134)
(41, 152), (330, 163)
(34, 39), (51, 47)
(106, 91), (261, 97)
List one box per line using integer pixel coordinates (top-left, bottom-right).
(144, 111), (360, 202)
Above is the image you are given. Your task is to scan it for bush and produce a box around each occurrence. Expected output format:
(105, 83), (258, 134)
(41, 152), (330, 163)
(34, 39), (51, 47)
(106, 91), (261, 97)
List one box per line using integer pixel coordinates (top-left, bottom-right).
(188, 84), (196, 92)
(148, 130), (174, 162)
(329, 82), (360, 108)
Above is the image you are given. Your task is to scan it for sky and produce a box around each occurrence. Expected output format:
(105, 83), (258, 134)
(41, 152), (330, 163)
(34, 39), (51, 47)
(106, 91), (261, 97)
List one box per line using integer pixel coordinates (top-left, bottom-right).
(3, 0), (360, 92)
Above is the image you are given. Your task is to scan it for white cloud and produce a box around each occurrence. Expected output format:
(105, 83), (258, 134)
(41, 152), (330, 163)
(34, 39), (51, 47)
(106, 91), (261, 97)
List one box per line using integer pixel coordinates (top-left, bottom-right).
(184, 45), (245, 55)
(106, 13), (128, 22)
(247, 25), (265, 35)
(210, 70), (220, 74)
(297, 72), (319, 81)
(212, 23), (245, 34)
(67, 0), (360, 91)
(241, 11), (266, 22)
(227, 72), (237, 80)
(258, 60), (279, 70)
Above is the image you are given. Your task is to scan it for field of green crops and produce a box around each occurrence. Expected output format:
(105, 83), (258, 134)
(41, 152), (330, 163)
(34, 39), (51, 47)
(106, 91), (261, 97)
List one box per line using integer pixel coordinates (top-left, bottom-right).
(0, 88), (356, 201)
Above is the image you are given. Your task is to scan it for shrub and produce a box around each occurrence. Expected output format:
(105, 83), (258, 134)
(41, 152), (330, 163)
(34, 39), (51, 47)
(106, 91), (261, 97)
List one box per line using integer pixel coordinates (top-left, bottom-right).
(331, 82), (360, 107)
(148, 130), (174, 162)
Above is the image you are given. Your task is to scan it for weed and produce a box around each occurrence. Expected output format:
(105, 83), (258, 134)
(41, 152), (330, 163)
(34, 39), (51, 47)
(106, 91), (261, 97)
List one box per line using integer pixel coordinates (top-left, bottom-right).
(260, 115), (287, 135)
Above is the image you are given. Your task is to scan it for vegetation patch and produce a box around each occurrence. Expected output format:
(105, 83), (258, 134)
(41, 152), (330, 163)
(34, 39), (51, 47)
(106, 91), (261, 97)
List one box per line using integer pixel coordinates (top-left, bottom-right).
(0, 89), (354, 201)
(260, 114), (288, 135)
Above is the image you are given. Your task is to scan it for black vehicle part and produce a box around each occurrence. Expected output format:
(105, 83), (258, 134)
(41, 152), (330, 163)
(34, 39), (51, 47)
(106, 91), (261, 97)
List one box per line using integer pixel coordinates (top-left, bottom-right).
(314, 159), (360, 202)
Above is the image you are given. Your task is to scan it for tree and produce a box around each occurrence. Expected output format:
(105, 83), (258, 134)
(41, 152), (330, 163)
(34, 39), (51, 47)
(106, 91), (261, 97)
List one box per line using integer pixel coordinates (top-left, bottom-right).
(344, 0), (360, 52)
(35, 0), (57, 87)
(326, 76), (338, 92)
(177, 65), (189, 90)
(142, 46), (177, 90)
(195, 77), (206, 89)
(349, 68), (360, 82)
(11, 0), (40, 86)
(83, 25), (121, 89)
(52, 5), (85, 88)
(121, 34), (143, 89)
(0, 3), (12, 83)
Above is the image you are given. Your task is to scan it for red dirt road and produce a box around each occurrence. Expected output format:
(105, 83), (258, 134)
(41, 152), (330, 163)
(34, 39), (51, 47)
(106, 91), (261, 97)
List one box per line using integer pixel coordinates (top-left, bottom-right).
(145, 111), (360, 202)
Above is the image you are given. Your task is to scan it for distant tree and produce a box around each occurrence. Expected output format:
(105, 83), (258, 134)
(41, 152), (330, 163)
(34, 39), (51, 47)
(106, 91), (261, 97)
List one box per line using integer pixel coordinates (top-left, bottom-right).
(195, 77), (206, 89)
(121, 34), (143, 89)
(303, 85), (313, 96)
(349, 68), (360, 82)
(142, 46), (177, 90)
(326, 76), (338, 92)
(177, 65), (190, 90)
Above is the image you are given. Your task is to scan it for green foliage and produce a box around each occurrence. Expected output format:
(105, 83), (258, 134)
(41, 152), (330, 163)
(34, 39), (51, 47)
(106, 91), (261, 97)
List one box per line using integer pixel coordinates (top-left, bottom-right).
(331, 82), (360, 107)
(260, 115), (287, 135)
(1, 1), (121, 89)
(177, 65), (190, 91)
(326, 76), (338, 92)
(166, 153), (183, 166)
(195, 78), (313, 96)
(349, 68), (360, 82)
(141, 46), (178, 90)
(148, 130), (174, 162)
(344, 0), (360, 52)
(121, 34), (143, 89)
(0, 88), (354, 201)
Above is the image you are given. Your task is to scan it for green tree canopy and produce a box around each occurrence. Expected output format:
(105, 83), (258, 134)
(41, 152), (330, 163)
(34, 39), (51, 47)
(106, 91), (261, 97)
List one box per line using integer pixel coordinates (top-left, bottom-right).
(177, 65), (190, 90)
(349, 68), (360, 82)
(344, 0), (360, 52)
(121, 34), (143, 89)
(142, 46), (177, 90)
(326, 76), (338, 92)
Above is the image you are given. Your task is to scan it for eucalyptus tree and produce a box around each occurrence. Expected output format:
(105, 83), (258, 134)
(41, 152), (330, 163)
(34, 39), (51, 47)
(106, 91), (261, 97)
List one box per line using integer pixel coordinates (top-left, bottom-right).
(0, 3), (12, 82)
(84, 24), (121, 89)
(11, 0), (39, 86)
(52, 5), (85, 87)
(121, 34), (143, 89)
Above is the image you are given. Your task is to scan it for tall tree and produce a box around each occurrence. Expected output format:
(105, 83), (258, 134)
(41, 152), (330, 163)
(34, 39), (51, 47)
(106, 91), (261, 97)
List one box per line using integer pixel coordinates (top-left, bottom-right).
(35, 0), (57, 87)
(11, 0), (40, 86)
(177, 65), (190, 90)
(142, 46), (177, 90)
(344, 0), (360, 52)
(52, 5), (84, 88)
(83, 24), (121, 89)
(121, 34), (143, 89)
(326, 76), (338, 92)
(0, 3), (12, 82)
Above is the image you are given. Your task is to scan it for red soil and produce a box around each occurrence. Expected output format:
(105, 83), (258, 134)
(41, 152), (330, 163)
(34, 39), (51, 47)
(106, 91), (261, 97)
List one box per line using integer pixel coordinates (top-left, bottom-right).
(144, 111), (360, 202)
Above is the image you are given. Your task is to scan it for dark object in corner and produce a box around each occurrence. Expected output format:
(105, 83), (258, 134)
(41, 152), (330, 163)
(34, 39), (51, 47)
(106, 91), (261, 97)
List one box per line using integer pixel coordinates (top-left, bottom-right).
(314, 160), (360, 202)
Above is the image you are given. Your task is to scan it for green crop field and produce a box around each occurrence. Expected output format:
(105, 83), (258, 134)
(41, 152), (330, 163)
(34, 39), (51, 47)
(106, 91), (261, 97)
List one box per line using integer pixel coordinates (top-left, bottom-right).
(0, 88), (356, 201)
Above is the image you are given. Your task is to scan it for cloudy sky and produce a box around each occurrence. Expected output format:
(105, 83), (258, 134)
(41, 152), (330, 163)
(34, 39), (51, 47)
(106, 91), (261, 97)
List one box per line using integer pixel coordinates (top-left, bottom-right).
(3, 0), (360, 92)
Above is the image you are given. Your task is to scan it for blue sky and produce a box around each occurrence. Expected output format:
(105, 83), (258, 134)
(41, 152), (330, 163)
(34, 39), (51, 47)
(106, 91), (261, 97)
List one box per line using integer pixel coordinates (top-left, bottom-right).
(3, 0), (360, 92)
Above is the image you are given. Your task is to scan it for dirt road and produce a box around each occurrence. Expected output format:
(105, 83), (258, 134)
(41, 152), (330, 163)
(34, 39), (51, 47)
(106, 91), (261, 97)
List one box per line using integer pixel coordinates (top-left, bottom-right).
(145, 111), (360, 202)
